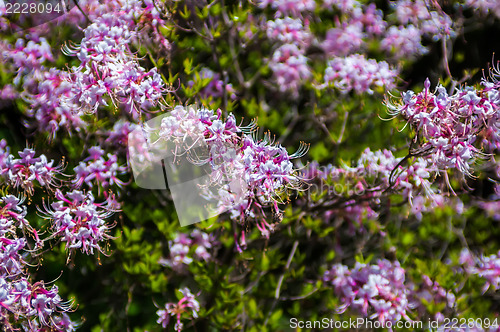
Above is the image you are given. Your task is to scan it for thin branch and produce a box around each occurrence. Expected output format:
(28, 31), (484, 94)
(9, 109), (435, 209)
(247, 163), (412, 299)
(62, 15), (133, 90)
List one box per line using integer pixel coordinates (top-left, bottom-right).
(280, 286), (319, 301)
(275, 240), (299, 299)
(263, 240), (299, 327)
(72, 0), (91, 24)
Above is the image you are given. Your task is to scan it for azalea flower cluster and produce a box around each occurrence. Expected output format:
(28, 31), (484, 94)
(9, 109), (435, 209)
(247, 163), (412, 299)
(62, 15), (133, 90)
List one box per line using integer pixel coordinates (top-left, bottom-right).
(355, 148), (434, 197)
(386, 77), (500, 176)
(0, 0), (171, 138)
(0, 140), (121, 328)
(260, 0), (314, 96)
(464, 0), (500, 18)
(323, 259), (412, 324)
(1, 37), (53, 80)
(24, 68), (86, 139)
(0, 38), (53, 120)
(303, 148), (440, 226)
(0, 195), (76, 330)
(158, 230), (214, 272)
(0, 277), (76, 331)
(149, 105), (305, 237)
(104, 120), (138, 149)
(2, 0), (500, 329)
(63, 13), (165, 115)
(266, 17), (311, 45)
(73, 146), (127, 194)
(49, 0), (170, 55)
(39, 190), (116, 255)
(260, 0), (459, 95)
(1, 38), (86, 138)
(0, 196), (28, 275)
(268, 43), (312, 97)
(321, 3), (387, 56)
(390, 0), (454, 48)
(381, 25), (428, 59)
(322, 54), (398, 95)
(460, 249), (500, 293)
(321, 0), (453, 90)
(318, 2), (401, 94)
(258, 0), (316, 17)
(156, 287), (200, 332)
(263, 0), (395, 95)
(0, 144), (63, 196)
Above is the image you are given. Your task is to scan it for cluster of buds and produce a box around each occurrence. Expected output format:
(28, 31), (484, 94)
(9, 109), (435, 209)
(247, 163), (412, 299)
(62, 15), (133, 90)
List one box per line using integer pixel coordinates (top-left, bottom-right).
(156, 288), (200, 332)
(323, 259), (412, 324)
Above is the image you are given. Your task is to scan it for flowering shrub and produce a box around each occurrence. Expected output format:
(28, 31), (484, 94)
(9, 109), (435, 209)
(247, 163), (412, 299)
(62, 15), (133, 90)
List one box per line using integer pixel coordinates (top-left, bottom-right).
(1, 0), (500, 331)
